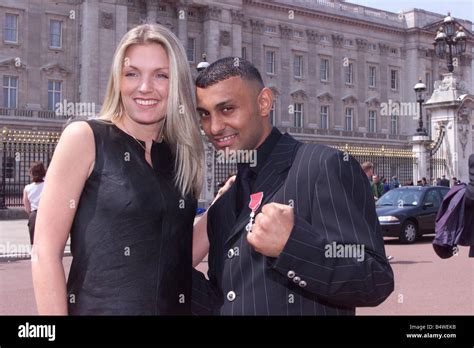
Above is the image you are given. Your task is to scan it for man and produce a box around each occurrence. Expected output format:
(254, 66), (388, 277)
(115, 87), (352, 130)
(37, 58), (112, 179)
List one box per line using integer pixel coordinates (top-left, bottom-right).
(361, 161), (374, 179)
(390, 176), (400, 190)
(440, 175), (450, 187)
(371, 175), (384, 200)
(433, 154), (474, 258)
(192, 58), (394, 315)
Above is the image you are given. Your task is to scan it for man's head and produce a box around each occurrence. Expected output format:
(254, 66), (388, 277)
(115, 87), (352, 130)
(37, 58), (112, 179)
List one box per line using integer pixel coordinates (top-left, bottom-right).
(195, 57), (273, 151)
(361, 162), (374, 179)
(372, 175), (379, 183)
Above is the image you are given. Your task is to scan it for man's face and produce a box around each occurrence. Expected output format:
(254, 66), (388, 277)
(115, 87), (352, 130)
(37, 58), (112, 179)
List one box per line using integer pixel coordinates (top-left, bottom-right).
(196, 76), (268, 151)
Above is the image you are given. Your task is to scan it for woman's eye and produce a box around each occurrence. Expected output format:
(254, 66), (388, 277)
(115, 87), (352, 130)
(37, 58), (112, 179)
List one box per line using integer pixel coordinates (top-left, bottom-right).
(124, 72), (137, 77)
(156, 73), (168, 79)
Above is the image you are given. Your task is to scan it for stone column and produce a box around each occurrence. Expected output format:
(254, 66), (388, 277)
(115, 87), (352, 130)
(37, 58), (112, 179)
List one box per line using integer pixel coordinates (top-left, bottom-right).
(230, 10), (243, 58)
(424, 73), (474, 183)
(411, 134), (431, 182)
(332, 34), (344, 128)
(79, 0), (99, 106)
(202, 6), (221, 63)
(147, 0), (158, 24)
(177, 3), (188, 52)
(249, 19), (264, 67)
(278, 24), (292, 127)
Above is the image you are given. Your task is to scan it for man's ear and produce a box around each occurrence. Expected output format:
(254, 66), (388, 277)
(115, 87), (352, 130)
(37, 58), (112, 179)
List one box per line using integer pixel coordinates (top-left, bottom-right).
(257, 87), (273, 118)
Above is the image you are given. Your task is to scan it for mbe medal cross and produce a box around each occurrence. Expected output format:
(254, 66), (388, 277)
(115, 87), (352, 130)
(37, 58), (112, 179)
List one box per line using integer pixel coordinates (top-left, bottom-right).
(246, 192), (264, 233)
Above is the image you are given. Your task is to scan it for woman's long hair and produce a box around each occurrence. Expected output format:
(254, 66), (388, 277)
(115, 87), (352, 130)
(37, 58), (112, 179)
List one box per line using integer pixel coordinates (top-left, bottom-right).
(99, 24), (203, 198)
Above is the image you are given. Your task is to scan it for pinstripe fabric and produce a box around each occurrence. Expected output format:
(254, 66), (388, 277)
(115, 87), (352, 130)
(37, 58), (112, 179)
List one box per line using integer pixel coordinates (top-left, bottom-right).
(192, 131), (394, 315)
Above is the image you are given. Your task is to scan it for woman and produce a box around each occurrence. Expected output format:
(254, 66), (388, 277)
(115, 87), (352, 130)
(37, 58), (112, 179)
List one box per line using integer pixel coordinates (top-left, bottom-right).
(32, 24), (203, 315)
(23, 162), (46, 245)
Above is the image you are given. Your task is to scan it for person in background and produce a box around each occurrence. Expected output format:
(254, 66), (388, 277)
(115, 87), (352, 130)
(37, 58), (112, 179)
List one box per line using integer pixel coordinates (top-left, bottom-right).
(23, 162), (46, 245)
(371, 175), (384, 200)
(361, 166), (393, 261)
(389, 176), (400, 190)
(382, 177), (390, 193)
(452, 177), (461, 186)
(361, 161), (374, 179)
(421, 177), (429, 186)
(439, 175), (450, 187)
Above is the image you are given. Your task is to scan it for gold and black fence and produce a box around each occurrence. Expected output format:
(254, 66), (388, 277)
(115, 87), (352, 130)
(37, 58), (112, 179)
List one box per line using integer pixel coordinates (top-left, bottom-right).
(331, 144), (416, 185)
(212, 142), (416, 197)
(0, 128), (60, 208)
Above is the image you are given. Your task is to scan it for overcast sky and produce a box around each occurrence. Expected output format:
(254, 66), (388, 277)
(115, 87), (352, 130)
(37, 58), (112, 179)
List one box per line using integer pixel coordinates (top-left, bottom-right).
(347, 0), (474, 24)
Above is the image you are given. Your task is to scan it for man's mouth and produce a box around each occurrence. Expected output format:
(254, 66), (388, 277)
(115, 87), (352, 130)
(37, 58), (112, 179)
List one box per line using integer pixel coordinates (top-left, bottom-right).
(214, 134), (238, 146)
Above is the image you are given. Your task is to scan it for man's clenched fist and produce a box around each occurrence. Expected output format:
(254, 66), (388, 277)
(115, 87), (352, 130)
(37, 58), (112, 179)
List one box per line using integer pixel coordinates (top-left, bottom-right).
(247, 202), (294, 257)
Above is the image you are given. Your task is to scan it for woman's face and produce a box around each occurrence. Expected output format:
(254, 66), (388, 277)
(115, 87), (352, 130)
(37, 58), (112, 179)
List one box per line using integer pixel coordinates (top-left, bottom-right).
(120, 43), (169, 126)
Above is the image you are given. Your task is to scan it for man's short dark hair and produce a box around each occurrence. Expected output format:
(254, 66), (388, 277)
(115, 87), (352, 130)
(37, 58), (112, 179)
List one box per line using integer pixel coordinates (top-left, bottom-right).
(195, 57), (264, 89)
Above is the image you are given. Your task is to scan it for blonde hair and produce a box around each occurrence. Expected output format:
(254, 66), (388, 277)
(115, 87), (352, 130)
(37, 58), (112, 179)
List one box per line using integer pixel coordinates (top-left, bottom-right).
(99, 24), (203, 198)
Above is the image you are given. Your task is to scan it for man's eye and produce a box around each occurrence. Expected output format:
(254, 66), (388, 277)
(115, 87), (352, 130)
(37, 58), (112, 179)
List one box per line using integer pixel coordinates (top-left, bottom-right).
(198, 111), (209, 118)
(222, 107), (233, 113)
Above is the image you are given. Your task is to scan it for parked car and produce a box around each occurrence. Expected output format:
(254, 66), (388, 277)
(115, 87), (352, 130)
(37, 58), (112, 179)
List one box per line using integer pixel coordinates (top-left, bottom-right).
(376, 186), (450, 243)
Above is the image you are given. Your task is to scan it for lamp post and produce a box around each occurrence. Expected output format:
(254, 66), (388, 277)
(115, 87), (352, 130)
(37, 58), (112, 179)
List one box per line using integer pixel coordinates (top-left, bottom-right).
(196, 53), (210, 72)
(433, 13), (468, 73)
(414, 79), (427, 136)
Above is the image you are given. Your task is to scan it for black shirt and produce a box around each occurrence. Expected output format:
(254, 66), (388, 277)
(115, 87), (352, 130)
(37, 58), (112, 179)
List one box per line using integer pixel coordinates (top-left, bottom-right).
(235, 127), (282, 216)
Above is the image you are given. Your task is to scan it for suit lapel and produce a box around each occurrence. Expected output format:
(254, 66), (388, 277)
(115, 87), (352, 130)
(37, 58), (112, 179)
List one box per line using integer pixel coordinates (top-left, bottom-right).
(224, 133), (301, 245)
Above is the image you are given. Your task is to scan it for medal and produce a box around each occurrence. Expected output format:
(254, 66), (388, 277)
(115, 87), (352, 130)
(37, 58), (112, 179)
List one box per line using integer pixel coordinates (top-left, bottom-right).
(245, 192), (263, 233)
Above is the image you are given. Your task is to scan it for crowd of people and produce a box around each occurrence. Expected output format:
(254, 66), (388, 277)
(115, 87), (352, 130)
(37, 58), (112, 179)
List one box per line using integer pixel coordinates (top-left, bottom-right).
(360, 161), (461, 201)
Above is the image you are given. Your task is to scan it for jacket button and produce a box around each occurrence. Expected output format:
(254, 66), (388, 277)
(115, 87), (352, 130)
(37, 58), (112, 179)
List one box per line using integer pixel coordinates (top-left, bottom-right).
(227, 248), (235, 258)
(299, 280), (307, 288)
(287, 270), (296, 278)
(227, 291), (236, 302)
(293, 276), (301, 283)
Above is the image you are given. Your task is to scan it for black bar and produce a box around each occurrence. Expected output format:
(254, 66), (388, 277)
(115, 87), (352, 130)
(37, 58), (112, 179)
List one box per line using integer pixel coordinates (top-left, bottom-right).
(0, 316), (473, 345)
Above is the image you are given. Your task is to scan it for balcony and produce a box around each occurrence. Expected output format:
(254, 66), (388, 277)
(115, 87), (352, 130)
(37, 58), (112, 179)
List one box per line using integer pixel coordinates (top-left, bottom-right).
(0, 107), (70, 120)
(0, 108), (75, 131)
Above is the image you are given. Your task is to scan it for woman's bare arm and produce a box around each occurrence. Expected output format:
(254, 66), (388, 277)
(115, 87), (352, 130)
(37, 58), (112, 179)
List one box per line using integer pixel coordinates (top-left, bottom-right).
(32, 121), (95, 315)
(192, 175), (236, 267)
(23, 188), (31, 214)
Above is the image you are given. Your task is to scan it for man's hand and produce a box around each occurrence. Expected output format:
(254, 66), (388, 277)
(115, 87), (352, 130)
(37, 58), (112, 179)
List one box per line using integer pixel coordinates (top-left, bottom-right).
(211, 175), (236, 205)
(247, 202), (294, 258)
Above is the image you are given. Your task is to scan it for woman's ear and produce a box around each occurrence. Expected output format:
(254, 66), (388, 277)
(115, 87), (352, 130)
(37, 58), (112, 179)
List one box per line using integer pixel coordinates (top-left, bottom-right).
(257, 87), (273, 118)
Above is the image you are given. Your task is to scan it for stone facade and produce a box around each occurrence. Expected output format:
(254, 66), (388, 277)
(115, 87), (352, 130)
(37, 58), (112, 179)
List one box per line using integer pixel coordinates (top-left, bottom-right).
(1, 0), (473, 144)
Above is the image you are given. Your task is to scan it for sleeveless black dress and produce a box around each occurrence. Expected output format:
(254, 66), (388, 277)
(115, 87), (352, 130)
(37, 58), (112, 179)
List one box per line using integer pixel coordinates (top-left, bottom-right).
(66, 120), (196, 315)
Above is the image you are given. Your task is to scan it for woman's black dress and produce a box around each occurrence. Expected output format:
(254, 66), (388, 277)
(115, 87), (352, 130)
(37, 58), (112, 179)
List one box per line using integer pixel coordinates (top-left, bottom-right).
(67, 120), (196, 315)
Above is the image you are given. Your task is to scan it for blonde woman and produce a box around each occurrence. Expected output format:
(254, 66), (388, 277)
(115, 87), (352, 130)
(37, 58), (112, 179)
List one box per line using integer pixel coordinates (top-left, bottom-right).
(32, 24), (203, 315)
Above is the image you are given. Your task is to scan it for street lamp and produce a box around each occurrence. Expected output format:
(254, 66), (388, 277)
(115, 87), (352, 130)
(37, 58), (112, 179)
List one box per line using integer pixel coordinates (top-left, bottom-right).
(196, 53), (210, 72)
(414, 79), (427, 136)
(433, 13), (468, 73)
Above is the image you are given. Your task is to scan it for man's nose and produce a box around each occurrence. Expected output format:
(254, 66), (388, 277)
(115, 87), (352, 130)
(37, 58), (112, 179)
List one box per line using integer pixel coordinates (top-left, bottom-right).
(210, 115), (225, 135)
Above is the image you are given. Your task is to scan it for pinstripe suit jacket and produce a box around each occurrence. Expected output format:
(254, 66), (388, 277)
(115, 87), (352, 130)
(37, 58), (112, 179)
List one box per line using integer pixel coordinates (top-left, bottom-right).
(193, 130), (394, 315)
